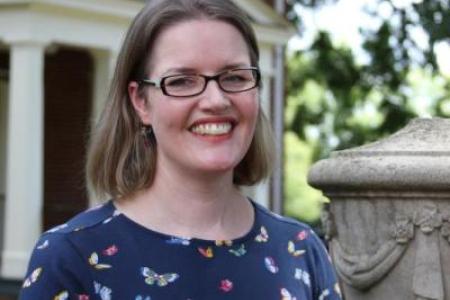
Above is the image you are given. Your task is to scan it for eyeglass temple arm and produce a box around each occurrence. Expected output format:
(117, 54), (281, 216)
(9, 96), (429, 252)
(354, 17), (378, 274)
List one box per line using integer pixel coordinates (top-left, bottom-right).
(139, 78), (161, 88)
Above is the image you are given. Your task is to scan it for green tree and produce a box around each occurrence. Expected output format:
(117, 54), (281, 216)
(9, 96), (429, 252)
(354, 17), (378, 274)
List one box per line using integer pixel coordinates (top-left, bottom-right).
(286, 0), (450, 160)
(283, 0), (450, 222)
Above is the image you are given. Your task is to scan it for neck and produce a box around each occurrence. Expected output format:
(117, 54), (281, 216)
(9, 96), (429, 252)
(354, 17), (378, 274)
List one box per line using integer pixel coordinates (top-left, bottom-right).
(115, 160), (254, 241)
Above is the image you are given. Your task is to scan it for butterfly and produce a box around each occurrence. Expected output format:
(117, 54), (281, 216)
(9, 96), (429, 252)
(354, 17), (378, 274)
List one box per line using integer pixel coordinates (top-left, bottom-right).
(88, 252), (112, 269)
(219, 279), (233, 292)
(22, 267), (42, 288)
(102, 245), (118, 256)
(141, 267), (179, 287)
(36, 239), (49, 250)
(334, 283), (342, 296)
(215, 240), (233, 247)
(280, 288), (297, 300)
(93, 281), (112, 300)
(318, 288), (331, 300)
(287, 241), (305, 257)
(198, 246), (214, 258)
(294, 268), (311, 287)
(135, 295), (151, 300)
(264, 256), (279, 273)
(166, 237), (191, 246)
(228, 244), (246, 257)
(254, 226), (269, 242)
(54, 290), (69, 300)
(296, 230), (308, 241)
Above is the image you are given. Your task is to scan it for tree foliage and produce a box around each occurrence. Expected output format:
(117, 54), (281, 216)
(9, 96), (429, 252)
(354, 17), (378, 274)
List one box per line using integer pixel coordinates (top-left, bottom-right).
(285, 0), (450, 160)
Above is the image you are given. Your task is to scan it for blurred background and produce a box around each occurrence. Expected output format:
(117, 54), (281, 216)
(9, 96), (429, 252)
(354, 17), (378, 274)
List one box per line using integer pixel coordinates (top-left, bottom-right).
(282, 0), (450, 228)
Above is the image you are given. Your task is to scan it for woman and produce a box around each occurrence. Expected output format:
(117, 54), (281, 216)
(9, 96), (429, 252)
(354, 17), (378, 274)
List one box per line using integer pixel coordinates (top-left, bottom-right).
(20, 0), (342, 299)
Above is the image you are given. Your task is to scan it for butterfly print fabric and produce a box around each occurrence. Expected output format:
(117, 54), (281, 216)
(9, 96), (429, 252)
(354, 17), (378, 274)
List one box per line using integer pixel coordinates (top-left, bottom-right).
(19, 200), (342, 299)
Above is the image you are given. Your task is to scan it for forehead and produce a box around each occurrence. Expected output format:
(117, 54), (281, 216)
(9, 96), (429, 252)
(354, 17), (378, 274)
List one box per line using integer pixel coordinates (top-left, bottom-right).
(148, 19), (251, 76)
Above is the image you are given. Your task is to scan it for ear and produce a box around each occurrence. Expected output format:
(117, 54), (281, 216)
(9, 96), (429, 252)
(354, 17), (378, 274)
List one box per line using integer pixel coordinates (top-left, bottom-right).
(128, 81), (152, 125)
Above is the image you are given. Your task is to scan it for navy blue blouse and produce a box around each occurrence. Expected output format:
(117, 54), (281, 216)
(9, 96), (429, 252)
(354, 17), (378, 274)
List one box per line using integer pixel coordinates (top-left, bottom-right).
(19, 200), (342, 300)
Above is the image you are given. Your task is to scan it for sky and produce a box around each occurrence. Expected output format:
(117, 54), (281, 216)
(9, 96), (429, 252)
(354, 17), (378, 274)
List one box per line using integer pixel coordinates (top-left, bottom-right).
(288, 0), (368, 54)
(287, 0), (450, 76)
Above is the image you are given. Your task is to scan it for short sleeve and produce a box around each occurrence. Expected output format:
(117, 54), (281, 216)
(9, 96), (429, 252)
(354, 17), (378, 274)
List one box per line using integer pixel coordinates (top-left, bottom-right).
(309, 231), (342, 299)
(19, 233), (94, 300)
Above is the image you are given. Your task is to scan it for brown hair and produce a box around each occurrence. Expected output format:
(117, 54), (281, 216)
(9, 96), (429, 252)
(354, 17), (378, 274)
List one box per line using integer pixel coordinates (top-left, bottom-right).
(86, 0), (274, 199)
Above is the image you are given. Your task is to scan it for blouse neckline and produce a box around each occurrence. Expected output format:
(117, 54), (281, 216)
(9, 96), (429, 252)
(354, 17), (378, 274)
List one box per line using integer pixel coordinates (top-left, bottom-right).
(107, 198), (261, 246)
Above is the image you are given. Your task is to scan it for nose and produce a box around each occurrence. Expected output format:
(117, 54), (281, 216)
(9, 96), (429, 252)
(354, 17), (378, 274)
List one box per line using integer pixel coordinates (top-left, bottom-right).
(198, 80), (231, 111)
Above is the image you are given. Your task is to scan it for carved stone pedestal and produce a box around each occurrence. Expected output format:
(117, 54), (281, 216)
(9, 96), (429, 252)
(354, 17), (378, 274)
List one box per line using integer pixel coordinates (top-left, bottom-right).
(308, 118), (450, 300)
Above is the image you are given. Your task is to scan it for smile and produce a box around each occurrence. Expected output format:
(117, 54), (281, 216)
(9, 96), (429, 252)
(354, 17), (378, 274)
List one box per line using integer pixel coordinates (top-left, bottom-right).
(190, 122), (233, 136)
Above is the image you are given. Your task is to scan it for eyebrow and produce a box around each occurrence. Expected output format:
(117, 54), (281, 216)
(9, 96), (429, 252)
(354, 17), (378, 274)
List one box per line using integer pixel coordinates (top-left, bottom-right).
(161, 63), (252, 77)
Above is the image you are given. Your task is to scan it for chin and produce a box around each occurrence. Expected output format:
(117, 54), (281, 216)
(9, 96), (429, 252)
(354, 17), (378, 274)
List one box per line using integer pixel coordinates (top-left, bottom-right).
(197, 160), (238, 174)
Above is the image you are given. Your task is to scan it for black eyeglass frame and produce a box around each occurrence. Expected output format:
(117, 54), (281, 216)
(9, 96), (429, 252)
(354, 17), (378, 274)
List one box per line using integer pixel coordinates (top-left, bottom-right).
(138, 67), (261, 97)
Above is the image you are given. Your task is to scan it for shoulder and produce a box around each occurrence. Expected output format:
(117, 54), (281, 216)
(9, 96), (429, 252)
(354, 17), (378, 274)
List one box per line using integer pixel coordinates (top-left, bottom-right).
(31, 200), (121, 266)
(252, 202), (341, 299)
(43, 200), (118, 236)
(253, 200), (313, 234)
(24, 229), (83, 285)
(25, 201), (119, 281)
(252, 200), (330, 261)
(20, 201), (118, 297)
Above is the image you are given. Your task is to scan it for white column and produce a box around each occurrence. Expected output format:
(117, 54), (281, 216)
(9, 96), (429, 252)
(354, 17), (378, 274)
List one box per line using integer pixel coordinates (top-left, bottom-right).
(272, 0), (287, 215)
(88, 49), (115, 206)
(0, 79), (8, 198)
(0, 78), (8, 250)
(271, 44), (285, 214)
(2, 41), (45, 279)
(90, 49), (114, 125)
(248, 44), (274, 208)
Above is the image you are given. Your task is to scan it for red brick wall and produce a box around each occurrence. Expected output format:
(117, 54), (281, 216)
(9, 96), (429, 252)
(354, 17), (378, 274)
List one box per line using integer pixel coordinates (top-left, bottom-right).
(43, 47), (93, 230)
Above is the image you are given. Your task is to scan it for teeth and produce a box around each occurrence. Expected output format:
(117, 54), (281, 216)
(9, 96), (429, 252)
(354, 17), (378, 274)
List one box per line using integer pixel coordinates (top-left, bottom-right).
(191, 123), (232, 135)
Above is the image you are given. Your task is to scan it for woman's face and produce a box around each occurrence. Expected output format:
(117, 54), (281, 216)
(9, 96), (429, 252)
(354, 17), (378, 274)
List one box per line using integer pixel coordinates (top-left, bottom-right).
(130, 19), (259, 179)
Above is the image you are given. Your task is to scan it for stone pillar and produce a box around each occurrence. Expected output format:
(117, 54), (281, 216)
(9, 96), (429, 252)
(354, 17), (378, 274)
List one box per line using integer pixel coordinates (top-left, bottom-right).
(2, 41), (46, 279)
(308, 118), (450, 300)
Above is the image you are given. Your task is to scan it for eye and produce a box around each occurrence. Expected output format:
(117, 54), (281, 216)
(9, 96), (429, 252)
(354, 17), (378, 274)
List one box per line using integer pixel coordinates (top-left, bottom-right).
(221, 74), (248, 83)
(221, 69), (254, 84)
(164, 75), (199, 88)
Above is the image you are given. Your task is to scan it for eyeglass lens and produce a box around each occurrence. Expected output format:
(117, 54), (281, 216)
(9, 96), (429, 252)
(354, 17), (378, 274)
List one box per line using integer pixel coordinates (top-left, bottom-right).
(162, 69), (258, 97)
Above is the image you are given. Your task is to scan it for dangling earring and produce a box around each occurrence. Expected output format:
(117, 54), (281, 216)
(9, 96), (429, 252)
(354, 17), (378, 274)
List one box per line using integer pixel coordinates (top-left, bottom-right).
(140, 124), (153, 148)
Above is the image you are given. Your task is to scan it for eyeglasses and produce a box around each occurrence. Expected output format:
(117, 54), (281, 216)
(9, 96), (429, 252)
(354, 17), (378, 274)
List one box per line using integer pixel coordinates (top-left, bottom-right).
(138, 67), (260, 97)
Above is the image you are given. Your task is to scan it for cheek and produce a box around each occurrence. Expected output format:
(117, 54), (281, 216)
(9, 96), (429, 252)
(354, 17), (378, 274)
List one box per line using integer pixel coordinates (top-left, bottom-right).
(149, 99), (193, 132)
